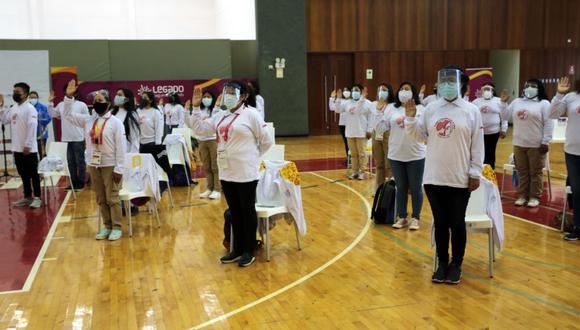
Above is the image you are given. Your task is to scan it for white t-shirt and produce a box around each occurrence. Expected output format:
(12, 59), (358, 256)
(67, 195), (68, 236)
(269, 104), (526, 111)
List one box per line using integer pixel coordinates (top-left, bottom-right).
(256, 94), (265, 120)
(48, 100), (89, 142)
(472, 97), (508, 135)
(382, 104), (426, 162)
(551, 92), (580, 156)
(501, 97), (553, 148)
(137, 107), (163, 145)
(0, 101), (38, 153)
(188, 106), (222, 141)
(114, 108), (140, 153)
(405, 98), (484, 188)
(369, 101), (389, 133)
(422, 94), (439, 106)
(333, 98), (372, 138)
(164, 103), (185, 127)
(329, 98), (347, 126)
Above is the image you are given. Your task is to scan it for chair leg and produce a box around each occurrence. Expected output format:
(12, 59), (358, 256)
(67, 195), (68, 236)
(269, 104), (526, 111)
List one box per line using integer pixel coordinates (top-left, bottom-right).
(153, 201), (161, 228)
(293, 220), (302, 251)
(67, 175), (77, 200)
(167, 184), (174, 208)
(547, 170), (552, 200)
(126, 201), (133, 237)
(266, 217), (271, 262)
(488, 228), (494, 278)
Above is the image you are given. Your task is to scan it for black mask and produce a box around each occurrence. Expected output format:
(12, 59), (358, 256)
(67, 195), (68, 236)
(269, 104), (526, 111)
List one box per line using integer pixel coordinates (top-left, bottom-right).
(93, 102), (109, 115)
(140, 99), (151, 108)
(12, 93), (23, 103)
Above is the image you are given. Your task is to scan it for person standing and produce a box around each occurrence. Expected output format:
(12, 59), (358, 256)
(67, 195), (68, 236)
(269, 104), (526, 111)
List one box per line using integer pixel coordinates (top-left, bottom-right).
(29, 91), (51, 158)
(329, 87), (351, 166)
(370, 83), (395, 189)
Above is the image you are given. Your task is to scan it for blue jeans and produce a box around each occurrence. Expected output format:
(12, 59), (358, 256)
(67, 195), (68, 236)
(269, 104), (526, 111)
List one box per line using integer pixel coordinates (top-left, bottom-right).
(389, 158), (425, 219)
(67, 141), (86, 189)
(566, 152), (580, 229)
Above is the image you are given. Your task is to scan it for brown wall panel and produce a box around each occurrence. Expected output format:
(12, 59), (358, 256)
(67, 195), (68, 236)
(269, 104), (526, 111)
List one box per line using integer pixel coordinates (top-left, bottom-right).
(520, 48), (580, 97)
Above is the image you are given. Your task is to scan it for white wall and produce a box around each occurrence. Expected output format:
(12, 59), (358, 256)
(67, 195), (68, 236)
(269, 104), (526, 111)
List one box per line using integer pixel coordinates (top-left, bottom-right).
(0, 0), (255, 40)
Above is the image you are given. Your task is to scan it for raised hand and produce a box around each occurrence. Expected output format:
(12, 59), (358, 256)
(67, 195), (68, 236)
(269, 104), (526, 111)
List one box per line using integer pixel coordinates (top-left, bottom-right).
(48, 90), (55, 103)
(337, 88), (343, 99)
(159, 98), (164, 107)
(362, 87), (368, 98)
(65, 80), (77, 98)
(500, 89), (510, 103)
(0, 94), (4, 107)
(404, 99), (417, 118)
(184, 100), (191, 110)
(330, 89), (337, 98)
(419, 84), (426, 95)
(192, 88), (203, 107)
(557, 76), (571, 94)
(216, 93), (223, 107)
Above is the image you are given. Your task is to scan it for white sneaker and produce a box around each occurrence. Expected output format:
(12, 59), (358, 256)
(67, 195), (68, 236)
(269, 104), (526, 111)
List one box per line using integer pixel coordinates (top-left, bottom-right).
(392, 217), (409, 229)
(199, 190), (211, 198)
(348, 173), (359, 180)
(527, 198), (540, 208)
(13, 197), (32, 208)
(208, 191), (221, 200)
(514, 197), (527, 206)
(29, 197), (42, 209)
(357, 173), (366, 180)
(409, 218), (420, 230)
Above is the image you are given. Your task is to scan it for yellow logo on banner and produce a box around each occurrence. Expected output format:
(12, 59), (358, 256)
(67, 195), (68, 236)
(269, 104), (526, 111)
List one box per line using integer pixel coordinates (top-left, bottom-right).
(132, 155), (142, 168)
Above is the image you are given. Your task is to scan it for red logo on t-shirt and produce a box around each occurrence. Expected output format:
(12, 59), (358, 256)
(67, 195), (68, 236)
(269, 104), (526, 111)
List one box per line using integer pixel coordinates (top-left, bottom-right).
(516, 109), (528, 119)
(396, 115), (405, 128)
(576, 106), (580, 114)
(480, 106), (489, 113)
(11, 113), (17, 125)
(435, 118), (455, 138)
(348, 107), (356, 113)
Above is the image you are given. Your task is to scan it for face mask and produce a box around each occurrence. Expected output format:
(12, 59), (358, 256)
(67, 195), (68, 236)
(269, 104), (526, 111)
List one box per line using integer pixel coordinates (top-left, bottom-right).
(483, 90), (493, 100)
(398, 90), (413, 103)
(351, 91), (361, 100)
(223, 94), (239, 110)
(12, 93), (23, 103)
(30, 99), (38, 106)
(524, 87), (538, 99)
(202, 97), (213, 107)
(378, 90), (389, 100)
(342, 91), (351, 98)
(93, 102), (109, 115)
(439, 82), (459, 101)
(140, 99), (151, 108)
(114, 95), (126, 106)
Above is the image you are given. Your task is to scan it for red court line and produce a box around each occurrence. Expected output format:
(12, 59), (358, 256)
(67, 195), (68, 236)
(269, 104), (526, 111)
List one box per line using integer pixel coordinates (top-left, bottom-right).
(0, 184), (66, 292)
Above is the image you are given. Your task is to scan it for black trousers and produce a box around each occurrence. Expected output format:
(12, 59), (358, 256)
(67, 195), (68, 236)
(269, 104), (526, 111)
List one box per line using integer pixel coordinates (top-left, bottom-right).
(424, 184), (471, 266)
(13, 152), (41, 198)
(221, 180), (258, 255)
(339, 125), (349, 159)
(483, 132), (500, 169)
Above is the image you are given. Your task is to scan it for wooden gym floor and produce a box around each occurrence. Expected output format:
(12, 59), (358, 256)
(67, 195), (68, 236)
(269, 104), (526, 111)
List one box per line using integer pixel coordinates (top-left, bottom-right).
(0, 132), (578, 329)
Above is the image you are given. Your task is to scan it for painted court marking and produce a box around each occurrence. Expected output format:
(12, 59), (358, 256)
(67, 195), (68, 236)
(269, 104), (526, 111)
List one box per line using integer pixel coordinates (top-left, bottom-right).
(190, 172), (372, 329)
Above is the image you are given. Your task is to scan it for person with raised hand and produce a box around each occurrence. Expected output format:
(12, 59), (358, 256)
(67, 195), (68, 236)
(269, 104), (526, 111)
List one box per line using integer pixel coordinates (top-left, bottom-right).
(370, 83), (395, 190)
(62, 80), (127, 241)
(551, 76), (580, 240)
(329, 87), (351, 166)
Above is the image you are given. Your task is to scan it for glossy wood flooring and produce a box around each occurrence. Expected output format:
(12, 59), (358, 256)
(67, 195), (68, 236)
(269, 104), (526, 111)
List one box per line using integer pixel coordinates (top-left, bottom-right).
(0, 133), (578, 329)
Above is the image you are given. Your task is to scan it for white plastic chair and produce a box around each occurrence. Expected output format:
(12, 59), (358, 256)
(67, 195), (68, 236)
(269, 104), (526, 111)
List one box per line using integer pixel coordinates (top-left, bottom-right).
(500, 153), (552, 199)
(38, 142), (76, 204)
(156, 164), (174, 208)
(118, 153), (161, 237)
(260, 144), (285, 161)
(165, 134), (191, 186)
(562, 185), (573, 232)
(433, 186), (495, 278)
(552, 118), (567, 144)
(256, 204), (301, 261)
(365, 138), (374, 175)
(172, 127), (193, 152)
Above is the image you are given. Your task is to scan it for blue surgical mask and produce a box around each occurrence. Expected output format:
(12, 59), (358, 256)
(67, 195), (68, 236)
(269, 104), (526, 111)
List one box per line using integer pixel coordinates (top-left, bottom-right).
(114, 95), (126, 106)
(352, 91), (361, 100)
(29, 99), (38, 106)
(524, 87), (538, 99)
(202, 97), (213, 107)
(223, 94), (239, 110)
(398, 90), (413, 103)
(378, 90), (389, 100)
(439, 82), (459, 101)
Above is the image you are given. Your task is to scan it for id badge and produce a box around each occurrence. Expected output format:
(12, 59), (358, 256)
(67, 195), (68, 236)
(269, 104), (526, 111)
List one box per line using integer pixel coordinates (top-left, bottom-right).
(375, 133), (383, 141)
(90, 149), (102, 166)
(217, 150), (229, 170)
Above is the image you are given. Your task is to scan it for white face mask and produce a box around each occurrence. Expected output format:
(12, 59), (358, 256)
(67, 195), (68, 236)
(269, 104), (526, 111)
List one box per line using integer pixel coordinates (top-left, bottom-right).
(223, 94), (239, 110)
(483, 90), (493, 100)
(342, 91), (351, 98)
(398, 90), (413, 103)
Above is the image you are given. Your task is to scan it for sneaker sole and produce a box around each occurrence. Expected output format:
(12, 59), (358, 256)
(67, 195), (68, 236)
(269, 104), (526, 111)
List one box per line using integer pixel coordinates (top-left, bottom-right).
(445, 279), (461, 284)
(409, 227), (419, 231)
(564, 237), (579, 241)
(431, 278), (446, 283)
(239, 256), (256, 267)
(221, 256), (241, 264)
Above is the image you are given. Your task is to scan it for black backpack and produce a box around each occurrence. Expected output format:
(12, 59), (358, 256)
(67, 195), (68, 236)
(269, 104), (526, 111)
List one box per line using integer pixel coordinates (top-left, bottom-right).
(371, 179), (396, 224)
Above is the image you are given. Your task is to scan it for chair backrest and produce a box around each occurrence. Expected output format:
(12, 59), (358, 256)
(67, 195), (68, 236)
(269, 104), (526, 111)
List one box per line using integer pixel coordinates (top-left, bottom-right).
(123, 153), (157, 196)
(265, 122), (274, 128)
(552, 118), (567, 141)
(46, 142), (69, 167)
(167, 143), (187, 165)
(172, 127), (192, 151)
(466, 186), (486, 216)
(267, 126), (276, 144)
(261, 144), (285, 161)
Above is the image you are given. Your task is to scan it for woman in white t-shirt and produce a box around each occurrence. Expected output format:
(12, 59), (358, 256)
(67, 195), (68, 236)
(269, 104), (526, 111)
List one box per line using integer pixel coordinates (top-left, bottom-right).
(164, 92), (185, 133)
(137, 91), (171, 178)
(329, 86), (351, 165)
(370, 83), (395, 190)
(378, 82), (426, 231)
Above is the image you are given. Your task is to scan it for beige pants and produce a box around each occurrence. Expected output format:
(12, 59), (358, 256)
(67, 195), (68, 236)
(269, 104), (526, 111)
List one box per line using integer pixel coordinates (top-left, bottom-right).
(372, 131), (391, 188)
(347, 137), (368, 174)
(88, 166), (122, 229)
(514, 146), (546, 200)
(199, 140), (220, 192)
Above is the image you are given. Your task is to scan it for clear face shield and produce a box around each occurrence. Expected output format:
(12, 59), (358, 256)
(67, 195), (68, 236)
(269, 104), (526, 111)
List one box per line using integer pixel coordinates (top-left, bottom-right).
(437, 69), (461, 101)
(220, 83), (242, 110)
(87, 90), (109, 104)
(377, 86), (389, 101)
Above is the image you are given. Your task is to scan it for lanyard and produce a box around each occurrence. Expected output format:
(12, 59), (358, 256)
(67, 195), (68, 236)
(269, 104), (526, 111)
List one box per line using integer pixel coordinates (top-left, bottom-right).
(216, 111), (241, 143)
(90, 117), (110, 146)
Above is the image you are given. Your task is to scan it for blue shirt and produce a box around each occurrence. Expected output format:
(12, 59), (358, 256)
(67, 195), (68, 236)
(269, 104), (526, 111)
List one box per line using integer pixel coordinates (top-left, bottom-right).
(34, 102), (51, 140)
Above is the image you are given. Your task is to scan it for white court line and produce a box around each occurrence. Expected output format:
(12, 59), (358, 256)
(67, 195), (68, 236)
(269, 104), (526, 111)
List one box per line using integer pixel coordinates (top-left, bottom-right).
(190, 172), (372, 329)
(0, 191), (71, 295)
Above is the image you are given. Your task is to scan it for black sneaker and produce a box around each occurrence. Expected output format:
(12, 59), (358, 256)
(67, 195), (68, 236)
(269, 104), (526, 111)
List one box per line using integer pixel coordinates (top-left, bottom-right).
(445, 263), (462, 284)
(432, 264), (448, 283)
(564, 231), (579, 241)
(238, 253), (256, 267)
(220, 251), (241, 264)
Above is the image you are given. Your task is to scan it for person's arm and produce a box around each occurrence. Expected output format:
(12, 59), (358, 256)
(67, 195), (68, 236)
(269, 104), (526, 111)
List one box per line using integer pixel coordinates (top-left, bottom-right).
(39, 104), (51, 126)
(469, 109), (485, 180)
(155, 110), (164, 145)
(375, 109), (391, 135)
(251, 111), (274, 156)
(541, 101), (554, 146)
(62, 97), (91, 128)
(187, 107), (218, 136)
(550, 93), (568, 119)
(177, 105), (185, 128)
(404, 101), (428, 143)
(24, 106), (38, 153)
(113, 121), (127, 176)
(256, 95), (265, 119)
(499, 89), (512, 121)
